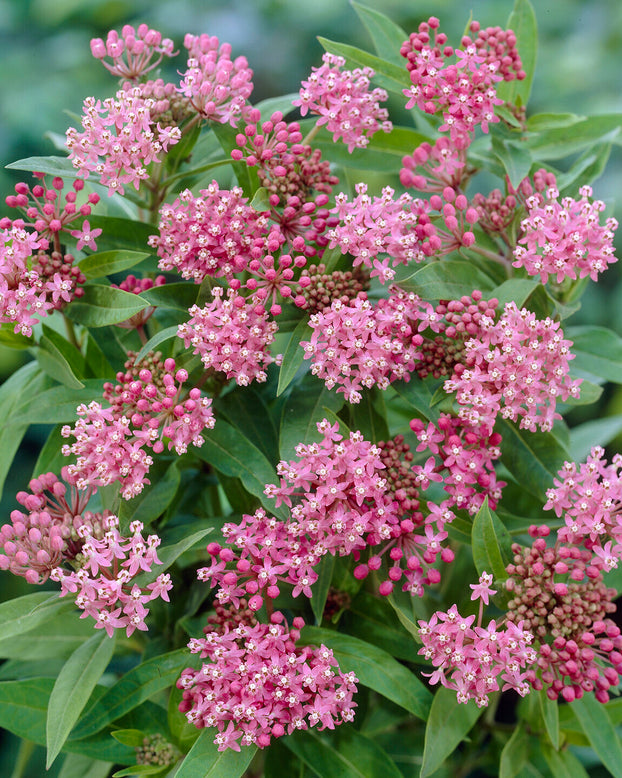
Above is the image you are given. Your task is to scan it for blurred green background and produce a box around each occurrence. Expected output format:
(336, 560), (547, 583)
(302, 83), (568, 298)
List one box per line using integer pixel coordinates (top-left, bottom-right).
(0, 0), (621, 774)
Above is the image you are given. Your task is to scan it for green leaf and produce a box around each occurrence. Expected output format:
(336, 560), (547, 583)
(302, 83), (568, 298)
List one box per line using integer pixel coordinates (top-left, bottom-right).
(317, 37), (410, 96)
(492, 136), (534, 188)
(471, 498), (512, 582)
(174, 729), (256, 778)
(217, 388), (280, 465)
(557, 139), (615, 192)
(279, 372), (345, 461)
(351, 2), (408, 65)
(277, 318), (312, 396)
(499, 722), (529, 778)
(341, 591), (416, 661)
(300, 627), (432, 720)
(498, 421), (568, 502)
(58, 753), (114, 778)
(540, 743), (589, 778)
(249, 186), (271, 211)
(393, 260), (495, 299)
(65, 284), (148, 327)
(193, 420), (285, 517)
(139, 282), (199, 312)
(0, 323), (34, 349)
(111, 729), (149, 747)
(0, 592), (73, 641)
(346, 388), (389, 442)
(420, 687), (482, 777)
(9, 379), (104, 425)
(85, 216), (156, 253)
(38, 335), (85, 389)
(539, 688), (560, 750)
(284, 727), (403, 778)
(310, 554), (336, 625)
(46, 632), (116, 768)
(569, 414), (622, 462)
(491, 278), (539, 309)
(79, 250), (150, 280)
(0, 361), (45, 499)
(567, 325), (622, 383)
(0, 676), (53, 743)
(524, 114), (622, 160)
(134, 325), (179, 363)
(313, 124), (429, 171)
(6, 155), (79, 178)
(70, 649), (190, 740)
(0, 611), (94, 660)
(119, 461), (181, 528)
(497, 0), (537, 106)
(211, 121), (260, 196)
(252, 93), (299, 118)
(390, 377), (441, 422)
(572, 694), (622, 778)
(112, 766), (167, 777)
(526, 113), (585, 131)
(562, 379), (602, 407)
(41, 323), (86, 376)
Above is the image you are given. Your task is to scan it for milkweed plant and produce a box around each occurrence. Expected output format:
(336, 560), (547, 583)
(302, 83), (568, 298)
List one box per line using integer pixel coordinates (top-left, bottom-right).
(1, 2), (622, 776)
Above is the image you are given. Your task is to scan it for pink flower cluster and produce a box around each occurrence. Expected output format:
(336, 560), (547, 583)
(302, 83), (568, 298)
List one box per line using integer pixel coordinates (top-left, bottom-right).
(401, 17), (522, 148)
(90, 24), (175, 80)
(513, 184), (618, 284)
(200, 420), (397, 609)
(178, 607), (357, 750)
(51, 516), (171, 637)
(179, 34), (254, 126)
(544, 446), (622, 567)
(301, 292), (422, 403)
(0, 472), (171, 637)
(418, 589), (536, 706)
(444, 301), (582, 432)
(293, 52), (392, 152)
(61, 356), (215, 498)
(148, 182), (273, 282)
(66, 86), (182, 195)
(178, 288), (278, 385)
(0, 225), (53, 335)
(328, 184), (437, 283)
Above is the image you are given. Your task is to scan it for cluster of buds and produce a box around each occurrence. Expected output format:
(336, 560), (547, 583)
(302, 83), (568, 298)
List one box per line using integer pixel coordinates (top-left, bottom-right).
(506, 526), (622, 703)
(295, 262), (370, 314)
(90, 24), (176, 81)
(400, 137), (468, 193)
(178, 606), (357, 750)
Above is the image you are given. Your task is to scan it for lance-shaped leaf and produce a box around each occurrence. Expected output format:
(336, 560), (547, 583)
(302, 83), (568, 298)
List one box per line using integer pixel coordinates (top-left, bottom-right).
(65, 284), (149, 327)
(317, 37), (410, 95)
(9, 380), (105, 426)
(174, 729), (256, 778)
(471, 498), (512, 582)
(572, 695), (622, 778)
(393, 259), (495, 299)
(499, 722), (529, 778)
(420, 688), (482, 777)
(6, 155), (79, 178)
(79, 250), (150, 279)
(351, 1), (408, 65)
(539, 688), (560, 751)
(46, 631), (116, 767)
(277, 317), (312, 396)
(566, 325), (622, 383)
(0, 592), (74, 642)
(496, 0), (537, 106)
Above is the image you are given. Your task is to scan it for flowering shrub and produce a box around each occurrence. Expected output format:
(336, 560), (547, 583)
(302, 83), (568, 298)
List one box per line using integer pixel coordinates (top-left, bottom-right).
(1, 3), (622, 776)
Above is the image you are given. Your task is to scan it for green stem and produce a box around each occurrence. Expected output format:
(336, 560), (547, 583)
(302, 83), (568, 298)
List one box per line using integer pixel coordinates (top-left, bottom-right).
(10, 739), (35, 778)
(301, 122), (321, 146)
(63, 314), (79, 349)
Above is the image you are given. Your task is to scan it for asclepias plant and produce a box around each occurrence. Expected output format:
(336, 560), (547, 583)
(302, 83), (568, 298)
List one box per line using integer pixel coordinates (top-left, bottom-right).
(1, 2), (622, 776)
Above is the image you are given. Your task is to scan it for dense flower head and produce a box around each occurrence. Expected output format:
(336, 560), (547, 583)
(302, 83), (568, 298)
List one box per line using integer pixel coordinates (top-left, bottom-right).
(61, 355), (215, 497)
(544, 446), (622, 565)
(179, 34), (254, 126)
(513, 184), (618, 284)
(400, 137), (467, 192)
(66, 86), (181, 195)
(3, 173), (101, 248)
(178, 288), (278, 385)
(444, 301), (582, 432)
(201, 420), (398, 608)
(301, 291), (423, 403)
(0, 225), (54, 335)
(148, 182), (274, 282)
(400, 16), (514, 147)
(177, 607), (357, 750)
(460, 22), (525, 82)
(506, 527), (622, 703)
(293, 52), (392, 152)
(90, 24), (175, 80)
(328, 184), (438, 283)
(418, 601), (536, 706)
(135, 734), (180, 767)
(472, 188), (518, 234)
(242, 252), (309, 315)
(51, 515), (172, 637)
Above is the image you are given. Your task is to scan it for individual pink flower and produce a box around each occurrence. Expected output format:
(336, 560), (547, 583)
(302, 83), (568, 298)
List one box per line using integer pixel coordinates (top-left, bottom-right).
(90, 24), (175, 81)
(178, 288), (278, 385)
(513, 184), (618, 284)
(470, 571), (496, 605)
(179, 34), (254, 126)
(178, 606), (357, 749)
(71, 219), (102, 251)
(444, 301), (582, 432)
(66, 86), (181, 195)
(293, 52), (392, 152)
